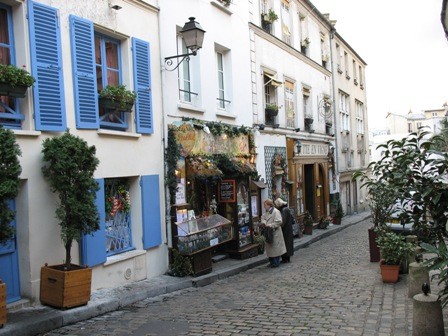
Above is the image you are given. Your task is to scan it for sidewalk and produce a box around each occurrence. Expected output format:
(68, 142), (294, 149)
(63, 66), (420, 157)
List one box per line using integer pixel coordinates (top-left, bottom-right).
(0, 211), (370, 336)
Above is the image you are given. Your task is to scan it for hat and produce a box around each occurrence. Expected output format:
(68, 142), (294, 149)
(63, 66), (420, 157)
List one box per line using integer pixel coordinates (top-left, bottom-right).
(274, 198), (287, 207)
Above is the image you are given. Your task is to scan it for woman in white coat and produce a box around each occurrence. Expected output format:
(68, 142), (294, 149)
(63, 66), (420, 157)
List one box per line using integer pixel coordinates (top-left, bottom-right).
(260, 199), (286, 267)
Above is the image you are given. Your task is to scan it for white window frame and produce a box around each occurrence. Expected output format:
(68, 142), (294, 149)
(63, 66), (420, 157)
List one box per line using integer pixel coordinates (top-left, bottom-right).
(339, 91), (350, 131)
(355, 100), (364, 135)
(177, 34), (201, 107)
(285, 80), (295, 128)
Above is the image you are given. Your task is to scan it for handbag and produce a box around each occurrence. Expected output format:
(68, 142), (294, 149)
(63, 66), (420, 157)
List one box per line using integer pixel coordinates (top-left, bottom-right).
(263, 226), (274, 244)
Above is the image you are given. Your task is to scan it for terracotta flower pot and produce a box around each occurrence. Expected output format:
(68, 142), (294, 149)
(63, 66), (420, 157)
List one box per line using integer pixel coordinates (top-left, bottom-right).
(380, 261), (400, 283)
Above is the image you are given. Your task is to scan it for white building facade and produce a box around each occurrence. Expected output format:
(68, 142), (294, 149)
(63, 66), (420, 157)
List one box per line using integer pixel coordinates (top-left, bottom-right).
(1, 0), (167, 305)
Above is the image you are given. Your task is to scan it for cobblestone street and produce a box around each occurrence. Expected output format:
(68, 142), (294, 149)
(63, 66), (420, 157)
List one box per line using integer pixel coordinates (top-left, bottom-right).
(41, 220), (427, 336)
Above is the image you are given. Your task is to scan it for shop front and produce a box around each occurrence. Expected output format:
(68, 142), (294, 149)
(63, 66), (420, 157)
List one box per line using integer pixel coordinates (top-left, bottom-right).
(167, 122), (261, 276)
(287, 138), (331, 223)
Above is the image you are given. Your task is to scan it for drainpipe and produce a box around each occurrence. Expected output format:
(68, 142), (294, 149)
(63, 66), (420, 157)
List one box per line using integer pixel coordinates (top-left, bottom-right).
(329, 27), (340, 198)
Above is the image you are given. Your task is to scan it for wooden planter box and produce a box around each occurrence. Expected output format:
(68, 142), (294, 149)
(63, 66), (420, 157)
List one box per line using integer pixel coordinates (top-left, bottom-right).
(40, 264), (92, 309)
(0, 281), (6, 328)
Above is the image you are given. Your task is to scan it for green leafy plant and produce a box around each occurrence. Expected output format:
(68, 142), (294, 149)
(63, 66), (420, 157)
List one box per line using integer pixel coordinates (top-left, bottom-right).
(99, 85), (136, 111)
(262, 9), (278, 23)
(0, 126), (21, 245)
(375, 228), (415, 265)
(0, 64), (35, 87)
(254, 233), (266, 253)
(265, 103), (279, 113)
(421, 240), (448, 307)
(41, 131), (100, 270)
(333, 199), (344, 220)
(318, 216), (330, 229)
(170, 249), (193, 277)
(303, 211), (314, 227)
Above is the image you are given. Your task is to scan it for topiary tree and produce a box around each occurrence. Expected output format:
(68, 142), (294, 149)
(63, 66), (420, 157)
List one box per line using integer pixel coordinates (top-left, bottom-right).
(42, 131), (100, 270)
(0, 126), (21, 244)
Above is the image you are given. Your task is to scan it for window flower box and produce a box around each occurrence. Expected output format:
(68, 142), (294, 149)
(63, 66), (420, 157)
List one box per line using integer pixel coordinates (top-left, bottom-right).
(99, 85), (136, 112)
(265, 103), (279, 116)
(0, 64), (35, 98)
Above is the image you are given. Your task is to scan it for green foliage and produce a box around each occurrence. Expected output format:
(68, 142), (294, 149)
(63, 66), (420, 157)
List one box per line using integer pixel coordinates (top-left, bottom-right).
(0, 64), (35, 87)
(0, 126), (21, 244)
(333, 198), (344, 219)
(99, 85), (136, 110)
(303, 211), (314, 227)
(166, 127), (182, 205)
(263, 9), (278, 23)
(265, 103), (279, 113)
(170, 249), (193, 277)
(353, 129), (448, 241)
(421, 239), (448, 307)
(375, 228), (414, 265)
(318, 216), (330, 229)
(41, 131), (100, 269)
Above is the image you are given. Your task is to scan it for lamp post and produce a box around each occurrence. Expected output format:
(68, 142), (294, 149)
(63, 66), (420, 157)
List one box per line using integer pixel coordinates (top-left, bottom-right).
(164, 17), (206, 71)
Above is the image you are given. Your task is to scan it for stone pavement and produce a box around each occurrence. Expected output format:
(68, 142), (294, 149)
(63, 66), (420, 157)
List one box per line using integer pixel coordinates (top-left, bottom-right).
(2, 211), (446, 336)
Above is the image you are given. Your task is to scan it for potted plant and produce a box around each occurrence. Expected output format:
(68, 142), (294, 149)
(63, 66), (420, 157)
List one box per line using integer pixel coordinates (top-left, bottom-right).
(98, 84), (136, 112)
(318, 216), (330, 230)
(40, 131), (100, 309)
(301, 37), (311, 47)
(265, 103), (279, 117)
(0, 126), (21, 327)
(262, 9), (278, 24)
(0, 64), (35, 98)
(254, 233), (266, 254)
(303, 211), (314, 235)
(332, 199), (344, 224)
(375, 228), (415, 283)
(169, 249), (193, 277)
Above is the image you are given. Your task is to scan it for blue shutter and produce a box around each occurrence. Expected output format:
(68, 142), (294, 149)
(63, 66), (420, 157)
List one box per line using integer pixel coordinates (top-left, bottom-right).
(132, 38), (153, 134)
(70, 15), (98, 129)
(141, 175), (162, 249)
(28, 0), (66, 131)
(81, 179), (106, 267)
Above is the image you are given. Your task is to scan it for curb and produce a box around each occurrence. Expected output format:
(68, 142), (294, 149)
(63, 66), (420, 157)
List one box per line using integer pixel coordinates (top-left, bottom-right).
(0, 213), (369, 336)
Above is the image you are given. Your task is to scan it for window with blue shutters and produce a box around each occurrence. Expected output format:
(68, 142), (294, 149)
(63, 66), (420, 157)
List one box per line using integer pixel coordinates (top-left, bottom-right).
(0, 5), (24, 129)
(28, 0), (66, 131)
(69, 15), (152, 134)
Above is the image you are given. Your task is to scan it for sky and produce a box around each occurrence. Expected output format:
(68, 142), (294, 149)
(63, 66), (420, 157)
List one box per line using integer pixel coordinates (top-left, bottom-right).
(309, 0), (448, 130)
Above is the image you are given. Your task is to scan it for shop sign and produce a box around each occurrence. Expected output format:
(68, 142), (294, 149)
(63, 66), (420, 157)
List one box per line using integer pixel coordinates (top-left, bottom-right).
(300, 143), (329, 156)
(218, 179), (236, 203)
(175, 124), (250, 157)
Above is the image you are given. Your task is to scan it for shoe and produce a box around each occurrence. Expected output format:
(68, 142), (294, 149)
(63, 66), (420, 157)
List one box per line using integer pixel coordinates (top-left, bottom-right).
(271, 264), (279, 268)
(281, 259), (290, 264)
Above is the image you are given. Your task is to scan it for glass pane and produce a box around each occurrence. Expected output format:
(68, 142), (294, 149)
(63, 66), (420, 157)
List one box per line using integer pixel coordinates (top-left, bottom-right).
(95, 36), (102, 65)
(96, 66), (103, 91)
(105, 41), (118, 69)
(107, 70), (119, 86)
(0, 47), (10, 65)
(0, 9), (9, 45)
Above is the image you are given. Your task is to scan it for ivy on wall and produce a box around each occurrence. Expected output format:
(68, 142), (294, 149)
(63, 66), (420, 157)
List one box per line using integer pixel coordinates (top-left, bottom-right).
(167, 120), (258, 205)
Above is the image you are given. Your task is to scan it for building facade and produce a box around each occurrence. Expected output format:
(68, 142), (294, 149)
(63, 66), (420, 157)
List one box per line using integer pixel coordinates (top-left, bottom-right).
(1, 0), (166, 305)
(331, 32), (369, 215)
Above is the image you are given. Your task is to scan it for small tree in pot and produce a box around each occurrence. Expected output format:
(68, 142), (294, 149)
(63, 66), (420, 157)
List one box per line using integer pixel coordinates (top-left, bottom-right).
(40, 131), (100, 309)
(41, 131), (100, 270)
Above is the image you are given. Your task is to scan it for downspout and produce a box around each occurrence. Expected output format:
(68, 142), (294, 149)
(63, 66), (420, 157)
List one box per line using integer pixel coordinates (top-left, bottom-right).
(329, 27), (340, 196)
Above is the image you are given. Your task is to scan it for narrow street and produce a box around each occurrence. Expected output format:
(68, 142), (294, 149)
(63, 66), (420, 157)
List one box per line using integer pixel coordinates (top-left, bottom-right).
(42, 220), (416, 336)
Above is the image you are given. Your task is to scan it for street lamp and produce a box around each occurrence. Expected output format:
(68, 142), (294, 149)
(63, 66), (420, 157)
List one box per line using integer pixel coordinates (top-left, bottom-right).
(164, 17), (206, 71)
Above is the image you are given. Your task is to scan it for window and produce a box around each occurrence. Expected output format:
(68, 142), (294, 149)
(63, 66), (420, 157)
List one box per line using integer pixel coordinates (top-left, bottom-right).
(358, 65), (363, 86)
(336, 44), (343, 73)
(285, 80), (294, 128)
(105, 178), (133, 256)
(352, 60), (357, 84)
(408, 123), (412, 132)
(216, 49), (231, 110)
(264, 73), (280, 125)
(339, 90), (350, 131)
(281, 0), (291, 45)
(344, 52), (350, 79)
(303, 87), (313, 132)
(178, 35), (200, 106)
(355, 100), (364, 134)
(0, 5), (23, 129)
(299, 15), (309, 55)
(321, 33), (329, 68)
(95, 34), (128, 130)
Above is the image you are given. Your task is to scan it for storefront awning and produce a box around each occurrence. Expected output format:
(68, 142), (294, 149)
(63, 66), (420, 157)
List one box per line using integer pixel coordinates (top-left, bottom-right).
(186, 156), (223, 178)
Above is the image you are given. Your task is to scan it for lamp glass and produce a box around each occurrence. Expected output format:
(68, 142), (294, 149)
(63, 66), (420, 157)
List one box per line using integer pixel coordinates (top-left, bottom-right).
(181, 17), (205, 52)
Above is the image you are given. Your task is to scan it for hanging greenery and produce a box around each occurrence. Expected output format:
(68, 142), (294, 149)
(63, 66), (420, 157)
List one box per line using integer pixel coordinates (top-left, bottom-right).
(166, 126), (182, 205)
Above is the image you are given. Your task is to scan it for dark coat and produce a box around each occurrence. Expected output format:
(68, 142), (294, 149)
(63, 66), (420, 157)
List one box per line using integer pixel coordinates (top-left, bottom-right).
(280, 206), (294, 257)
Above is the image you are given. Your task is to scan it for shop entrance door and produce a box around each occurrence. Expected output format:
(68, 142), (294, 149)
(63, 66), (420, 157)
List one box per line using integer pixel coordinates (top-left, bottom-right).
(0, 200), (20, 303)
(304, 164), (315, 219)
